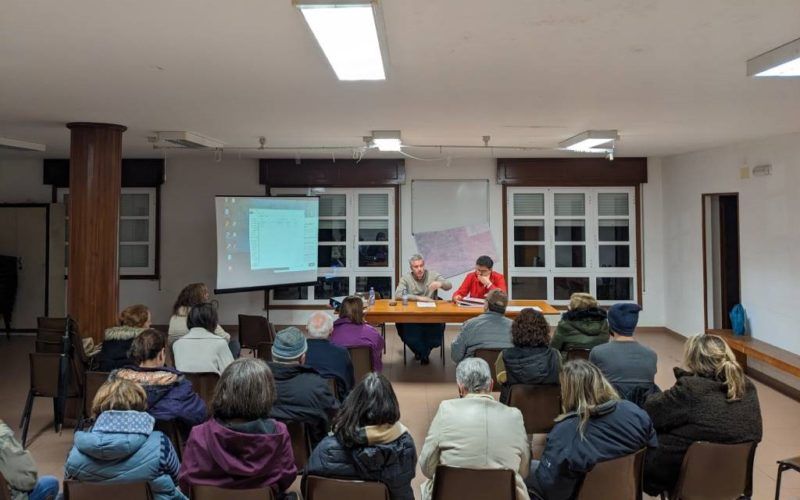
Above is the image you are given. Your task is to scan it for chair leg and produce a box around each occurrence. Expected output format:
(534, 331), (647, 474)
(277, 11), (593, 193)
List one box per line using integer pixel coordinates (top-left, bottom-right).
(775, 464), (786, 500)
(403, 340), (407, 366)
(20, 390), (34, 448)
(381, 324), (386, 354)
(440, 331), (445, 365)
(52, 398), (61, 433)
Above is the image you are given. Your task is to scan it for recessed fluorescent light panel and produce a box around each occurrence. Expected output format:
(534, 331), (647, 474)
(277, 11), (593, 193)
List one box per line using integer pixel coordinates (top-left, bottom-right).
(559, 130), (619, 153)
(0, 137), (46, 152)
(295, 0), (387, 81)
(156, 131), (224, 149)
(371, 130), (402, 151)
(747, 37), (800, 77)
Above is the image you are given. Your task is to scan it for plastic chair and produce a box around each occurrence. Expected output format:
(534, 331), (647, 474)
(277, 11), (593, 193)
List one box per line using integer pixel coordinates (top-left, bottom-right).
(661, 441), (757, 500)
(20, 352), (66, 447)
(238, 314), (272, 352)
(256, 341), (273, 362)
(473, 349), (503, 385)
(193, 485), (275, 500)
(566, 348), (592, 361)
(507, 384), (562, 434)
(326, 377), (338, 400)
(776, 455), (800, 500)
(283, 420), (312, 471)
(154, 419), (189, 461)
(184, 372), (219, 410)
(63, 480), (153, 500)
(0, 470), (12, 500)
(576, 448), (647, 500)
(164, 343), (175, 368)
(304, 475), (390, 500)
(431, 466), (516, 500)
(348, 346), (374, 382)
(78, 371), (110, 430)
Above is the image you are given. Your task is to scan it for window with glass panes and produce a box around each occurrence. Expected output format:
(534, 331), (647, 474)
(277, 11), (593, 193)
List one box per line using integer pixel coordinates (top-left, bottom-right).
(507, 187), (636, 305)
(58, 187), (158, 276)
(271, 188), (395, 304)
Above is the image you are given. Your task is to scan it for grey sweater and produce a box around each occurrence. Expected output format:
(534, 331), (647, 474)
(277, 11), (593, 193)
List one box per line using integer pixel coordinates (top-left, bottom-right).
(451, 311), (513, 362)
(394, 270), (452, 301)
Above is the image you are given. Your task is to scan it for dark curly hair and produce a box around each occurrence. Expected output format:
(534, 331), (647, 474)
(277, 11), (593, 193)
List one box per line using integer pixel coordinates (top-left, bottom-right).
(511, 308), (550, 347)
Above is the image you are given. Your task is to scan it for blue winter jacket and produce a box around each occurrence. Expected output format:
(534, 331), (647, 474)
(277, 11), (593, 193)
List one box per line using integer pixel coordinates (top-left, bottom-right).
(64, 410), (186, 500)
(534, 400), (657, 500)
(112, 366), (207, 427)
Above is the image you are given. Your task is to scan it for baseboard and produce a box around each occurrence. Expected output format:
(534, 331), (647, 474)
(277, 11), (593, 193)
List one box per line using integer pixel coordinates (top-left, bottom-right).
(2, 329), (37, 334)
(747, 367), (800, 403)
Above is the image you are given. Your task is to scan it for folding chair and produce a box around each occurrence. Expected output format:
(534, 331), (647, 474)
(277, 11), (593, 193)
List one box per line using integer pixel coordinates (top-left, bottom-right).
(348, 346), (374, 382)
(256, 341), (274, 362)
(507, 384), (562, 434)
(193, 485), (275, 500)
(431, 466), (516, 500)
(304, 475), (390, 500)
(776, 455), (800, 500)
(473, 349), (504, 386)
(20, 352), (68, 447)
(576, 448), (647, 500)
(283, 420), (312, 471)
(661, 441), (757, 500)
(238, 314), (272, 353)
(78, 371), (110, 430)
(566, 348), (592, 361)
(184, 372), (219, 410)
(63, 480), (153, 500)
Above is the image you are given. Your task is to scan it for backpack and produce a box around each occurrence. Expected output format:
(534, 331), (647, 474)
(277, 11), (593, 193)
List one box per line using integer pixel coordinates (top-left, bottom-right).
(729, 304), (746, 336)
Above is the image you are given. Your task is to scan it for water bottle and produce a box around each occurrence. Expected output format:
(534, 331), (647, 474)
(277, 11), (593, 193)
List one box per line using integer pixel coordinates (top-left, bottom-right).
(368, 287), (376, 306)
(402, 287), (409, 306)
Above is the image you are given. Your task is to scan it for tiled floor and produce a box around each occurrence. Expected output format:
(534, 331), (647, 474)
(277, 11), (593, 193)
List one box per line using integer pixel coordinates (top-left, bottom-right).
(2, 328), (799, 499)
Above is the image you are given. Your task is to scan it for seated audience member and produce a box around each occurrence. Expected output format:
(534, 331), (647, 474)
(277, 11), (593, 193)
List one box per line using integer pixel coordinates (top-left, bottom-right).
(268, 327), (339, 446)
(0, 419), (59, 500)
(642, 334), (763, 496)
(308, 373), (417, 500)
(393, 254), (450, 365)
(112, 329), (207, 427)
(179, 358), (296, 497)
(419, 358), (530, 500)
(589, 303), (659, 406)
(330, 296), (384, 372)
(172, 303), (234, 375)
(451, 289), (513, 362)
(64, 379), (185, 500)
(97, 304), (151, 371)
(529, 360), (657, 500)
(305, 311), (354, 400)
(452, 255), (507, 302)
(550, 293), (609, 358)
(496, 308), (561, 403)
(168, 283), (240, 357)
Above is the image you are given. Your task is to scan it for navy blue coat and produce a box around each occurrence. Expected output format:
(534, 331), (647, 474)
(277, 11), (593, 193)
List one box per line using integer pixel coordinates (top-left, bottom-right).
(305, 339), (355, 400)
(307, 431), (417, 500)
(534, 400), (657, 500)
(112, 366), (207, 427)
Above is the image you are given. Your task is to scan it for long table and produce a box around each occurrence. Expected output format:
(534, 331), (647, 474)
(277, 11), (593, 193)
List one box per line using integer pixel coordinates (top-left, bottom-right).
(364, 299), (560, 324)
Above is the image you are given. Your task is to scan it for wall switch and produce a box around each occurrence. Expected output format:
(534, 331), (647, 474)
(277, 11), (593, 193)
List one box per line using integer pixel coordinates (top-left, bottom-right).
(739, 166), (750, 179)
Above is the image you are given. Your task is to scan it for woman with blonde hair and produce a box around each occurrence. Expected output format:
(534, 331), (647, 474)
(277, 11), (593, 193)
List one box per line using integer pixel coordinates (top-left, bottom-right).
(529, 360), (656, 500)
(168, 283), (240, 358)
(97, 304), (151, 371)
(64, 378), (186, 500)
(643, 334), (762, 496)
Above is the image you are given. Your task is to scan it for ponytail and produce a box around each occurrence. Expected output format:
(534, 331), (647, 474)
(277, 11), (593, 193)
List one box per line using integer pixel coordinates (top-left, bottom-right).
(718, 357), (745, 401)
(684, 334), (747, 402)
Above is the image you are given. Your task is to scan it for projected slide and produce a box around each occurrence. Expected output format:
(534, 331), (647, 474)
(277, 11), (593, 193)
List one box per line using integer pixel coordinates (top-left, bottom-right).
(215, 196), (318, 292)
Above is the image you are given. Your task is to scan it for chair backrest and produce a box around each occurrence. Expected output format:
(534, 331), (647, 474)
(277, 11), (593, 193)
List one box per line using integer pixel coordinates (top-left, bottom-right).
(0, 469), (12, 500)
(473, 349), (504, 385)
(63, 480), (153, 500)
(284, 420), (312, 470)
(431, 466), (516, 500)
(154, 419), (188, 461)
(576, 448), (647, 500)
(348, 346), (373, 382)
(566, 348), (592, 361)
(327, 377), (338, 400)
(305, 475), (390, 500)
(507, 384), (562, 434)
(193, 485), (275, 500)
(238, 314), (271, 349)
(184, 372), (219, 410)
(164, 343), (175, 368)
(256, 342), (273, 362)
(29, 352), (64, 397)
(36, 317), (65, 352)
(670, 441), (757, 500)
(267, 322), (277, 341)
(83, 371), (110, 422)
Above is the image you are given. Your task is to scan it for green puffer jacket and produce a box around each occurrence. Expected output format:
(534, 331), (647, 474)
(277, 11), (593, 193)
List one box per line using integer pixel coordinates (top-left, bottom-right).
(550, 308), (610, 357)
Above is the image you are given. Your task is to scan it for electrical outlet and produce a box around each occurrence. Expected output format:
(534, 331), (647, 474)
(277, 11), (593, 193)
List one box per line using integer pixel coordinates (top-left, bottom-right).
(740, 166), (750, 179)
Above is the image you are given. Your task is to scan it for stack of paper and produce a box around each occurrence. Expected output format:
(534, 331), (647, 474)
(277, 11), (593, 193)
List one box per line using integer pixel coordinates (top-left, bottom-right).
(456, 297), (486, 307)
(506, 305), (542, 313)
(416, 301), (437, 308)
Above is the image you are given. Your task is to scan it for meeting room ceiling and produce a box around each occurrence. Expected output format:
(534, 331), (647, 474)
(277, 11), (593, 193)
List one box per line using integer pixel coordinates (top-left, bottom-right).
(1, 0), (799, 160)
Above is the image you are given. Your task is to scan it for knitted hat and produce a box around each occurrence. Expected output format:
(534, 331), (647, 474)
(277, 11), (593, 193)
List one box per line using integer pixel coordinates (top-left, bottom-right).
(272, 327), (308, 361)
(607, 303), (642, 336)
(569, 293), (597, 311)
(486, 289), (508, 312)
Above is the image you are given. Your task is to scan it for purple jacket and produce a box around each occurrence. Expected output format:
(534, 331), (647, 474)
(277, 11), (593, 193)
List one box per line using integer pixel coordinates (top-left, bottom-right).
(178, 418), (297, 494)
(330, 318), (385, 372)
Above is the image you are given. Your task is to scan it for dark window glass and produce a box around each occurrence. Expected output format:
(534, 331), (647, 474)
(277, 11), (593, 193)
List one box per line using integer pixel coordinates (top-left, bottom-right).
(555, 220), (585, 242)
(514, 220), (545, 241)
(555, 245), (586, 267)
(358, 245), (389, 267)
(318, 246), (346, 267)
(355, 276), (392, 299)
(514, 245), (546, 267)
(273, 285), (309, 300)
(596, 277), (633, 301)
(511, 277), (547, 300)
(599, 220), (629, 242)
(314, 277), (349, 300)
(599, 245), (630, 267)
(358, 219), (389, 242)
(318, 220), (346, 242)
(554, 277), (590, 300)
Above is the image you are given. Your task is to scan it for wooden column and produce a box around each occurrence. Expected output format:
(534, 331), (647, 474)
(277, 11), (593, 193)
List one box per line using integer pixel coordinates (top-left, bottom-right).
(66, 122), (126, 343)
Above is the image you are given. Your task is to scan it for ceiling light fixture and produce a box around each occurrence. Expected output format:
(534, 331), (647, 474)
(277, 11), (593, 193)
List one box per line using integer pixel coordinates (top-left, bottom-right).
(0, 137), (46, 152)
(156, 131), (224, 149)
(370, 130), (402, 151)
(747, 37), (800, 77)
(559, 130), (619, 153)
(294, 0), (388, 81)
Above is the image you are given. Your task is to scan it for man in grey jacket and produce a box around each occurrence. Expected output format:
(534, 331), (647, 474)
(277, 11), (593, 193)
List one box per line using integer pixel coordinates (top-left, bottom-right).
(451, 289), (513, 362)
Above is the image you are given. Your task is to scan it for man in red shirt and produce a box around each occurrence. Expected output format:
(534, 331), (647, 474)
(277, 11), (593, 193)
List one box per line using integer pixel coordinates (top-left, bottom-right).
(453, 255), (507, 301)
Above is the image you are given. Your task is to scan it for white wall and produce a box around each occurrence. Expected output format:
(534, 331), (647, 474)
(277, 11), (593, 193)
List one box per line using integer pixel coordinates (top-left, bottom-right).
(0, 159), (51, 202)
(662, 131), (800, 354)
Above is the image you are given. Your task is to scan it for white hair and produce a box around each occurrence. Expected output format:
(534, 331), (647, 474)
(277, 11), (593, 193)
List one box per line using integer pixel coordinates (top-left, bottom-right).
(306, 311), (334, 339)
(456, 358), (493, 394)
(409, 253), (425, 265)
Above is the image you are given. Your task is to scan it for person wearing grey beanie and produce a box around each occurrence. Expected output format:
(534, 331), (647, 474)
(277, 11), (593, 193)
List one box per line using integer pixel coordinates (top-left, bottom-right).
(589, 303), (660, 407)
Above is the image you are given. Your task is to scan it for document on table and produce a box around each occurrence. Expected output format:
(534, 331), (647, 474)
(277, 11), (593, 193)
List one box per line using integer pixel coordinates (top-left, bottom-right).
(416, 302), (437, 308)
(506, 305), (542, 312)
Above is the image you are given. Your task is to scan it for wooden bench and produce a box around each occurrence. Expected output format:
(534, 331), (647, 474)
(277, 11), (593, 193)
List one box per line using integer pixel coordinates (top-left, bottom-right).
(711, 330), (800, 379)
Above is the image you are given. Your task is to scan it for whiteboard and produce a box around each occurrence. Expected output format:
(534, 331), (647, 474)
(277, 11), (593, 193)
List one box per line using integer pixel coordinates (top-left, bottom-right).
(411, 179), (489, 234)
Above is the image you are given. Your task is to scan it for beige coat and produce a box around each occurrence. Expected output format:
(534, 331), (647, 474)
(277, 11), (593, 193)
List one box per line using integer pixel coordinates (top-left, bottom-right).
(167, 306), (230, 345)
(419, 393), (531, 500)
